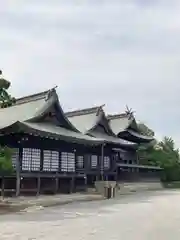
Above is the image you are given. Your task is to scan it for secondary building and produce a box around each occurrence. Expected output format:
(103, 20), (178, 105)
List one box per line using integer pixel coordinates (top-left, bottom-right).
(66, 106), (161, 183)
(108, 113), (161, 181)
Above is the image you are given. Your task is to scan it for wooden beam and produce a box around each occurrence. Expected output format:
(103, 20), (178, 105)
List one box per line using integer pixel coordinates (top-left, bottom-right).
(40, 149), (43, 171)
(70, 177), (75, 193)
(37, 176), (41, 196)
(16, 147), (21, 197)
(101, 144), (104, 180)
(55, 177), (59, 193)
(16, 175), (20, 197)
(1, 177), (5, 198)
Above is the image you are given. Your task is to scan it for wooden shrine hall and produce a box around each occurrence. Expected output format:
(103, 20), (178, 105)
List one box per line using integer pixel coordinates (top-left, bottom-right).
(0, 87), (161, 196)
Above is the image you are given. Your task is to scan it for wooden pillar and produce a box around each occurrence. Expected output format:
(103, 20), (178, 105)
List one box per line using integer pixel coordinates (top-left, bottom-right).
(1, 177), (5, 199)
(70, 177), (75, 193)
(96, 175), (99, 181)
(16, 175), (20, 197)
(101, 144), (104, 181)
(84, 175), (87, 191)
(37, 176), (41, 196)
(55, 177), (59, 193)
(115, 171), (118, 182)
(105, 175), (108, 181)
(16, 146), (21, 197)
(40, 149), (43, 171)
(59, 151), (61, 173)
(74, 149), (77, 172)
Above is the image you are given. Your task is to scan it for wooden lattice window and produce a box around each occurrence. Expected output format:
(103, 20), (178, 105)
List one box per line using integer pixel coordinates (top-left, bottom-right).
(61, 152), (75, 172)
(51, 151), (59, 171)
(76, 155), (84, 169)
(61, 152), (68, 172)
(43, 150), (51, 171)
(91, 155), (98, 168)
(43, 150), (59, 171)
(22, 148), (40, 171)
(104, 156), (110, 169)
(31, 149), (41, 171)
(22, 148), (32, 171)
(11, 148), (19, 169)
(68, 153), (75, 172)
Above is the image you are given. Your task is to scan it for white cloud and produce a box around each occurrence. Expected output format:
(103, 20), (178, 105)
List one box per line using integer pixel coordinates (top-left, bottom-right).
(0, 0), (180, 146)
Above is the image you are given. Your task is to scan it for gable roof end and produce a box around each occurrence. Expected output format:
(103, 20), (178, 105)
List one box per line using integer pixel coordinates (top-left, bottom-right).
(27, 88), (80, 132)
(0, 87), (80, 132)
(66, 105), (102, 133)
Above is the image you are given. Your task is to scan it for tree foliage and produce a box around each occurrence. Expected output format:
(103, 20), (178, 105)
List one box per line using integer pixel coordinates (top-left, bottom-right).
(138, 137), (180, 182)
(0, 146), (14, 175)
(0, 71), (14, 175)
(0, 70), (15, 108)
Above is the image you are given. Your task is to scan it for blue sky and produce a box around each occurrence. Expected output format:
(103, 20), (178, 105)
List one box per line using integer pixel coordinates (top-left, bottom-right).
(0, 0), (180, 146)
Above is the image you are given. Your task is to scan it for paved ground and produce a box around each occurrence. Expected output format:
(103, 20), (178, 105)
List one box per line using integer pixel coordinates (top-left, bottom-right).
(0, 193), (103, 213)
(0, 190), (180, 239)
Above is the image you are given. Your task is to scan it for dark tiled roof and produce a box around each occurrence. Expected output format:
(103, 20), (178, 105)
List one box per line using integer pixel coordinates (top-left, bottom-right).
(65, 106), (102, 117)
(0, 88), (104, 145)
(0, 87), (75, 131)
(107, 113), (132, 120)
(66, 105), (108, 134)
(15, 89), (49, 105)
(0, 89), (50, 128)
(0, 87), (153, 145)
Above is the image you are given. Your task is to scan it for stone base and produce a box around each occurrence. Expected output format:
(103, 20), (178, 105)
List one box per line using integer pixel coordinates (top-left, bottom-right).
(95, 181), (117, 198)
(117, 181), (163, 194)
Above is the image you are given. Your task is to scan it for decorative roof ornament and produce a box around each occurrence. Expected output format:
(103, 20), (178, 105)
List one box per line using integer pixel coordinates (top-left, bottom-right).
(96, 104), (105, 116)
(46, 86), (58, 101)
(125, 105), (135, 120)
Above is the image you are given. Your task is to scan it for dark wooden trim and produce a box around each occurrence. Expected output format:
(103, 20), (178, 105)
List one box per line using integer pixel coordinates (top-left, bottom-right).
(58, 150), (61, 172)
(40, 149), (43, 171)
(19, 146), (23, 170)
(19, 172), (86, 178)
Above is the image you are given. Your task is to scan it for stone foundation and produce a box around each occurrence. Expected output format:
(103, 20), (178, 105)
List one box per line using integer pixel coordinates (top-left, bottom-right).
(117, 181), (163, 194)
(95, 181), (117, 198)
(94, 181), (164, 197)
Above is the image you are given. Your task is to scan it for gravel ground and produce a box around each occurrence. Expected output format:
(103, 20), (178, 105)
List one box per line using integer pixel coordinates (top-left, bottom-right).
(0, 190), (180, 239)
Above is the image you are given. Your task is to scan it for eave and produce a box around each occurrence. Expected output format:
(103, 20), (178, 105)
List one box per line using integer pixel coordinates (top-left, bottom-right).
(118, 129), (154, 143)
(67, 105), (120, 140)
(0, 121), (103, 145)
(88, 131), (138, 149)
(27, 88), (80, 133)
(117, 163), (162, 170)
(87, 107), (116, 136)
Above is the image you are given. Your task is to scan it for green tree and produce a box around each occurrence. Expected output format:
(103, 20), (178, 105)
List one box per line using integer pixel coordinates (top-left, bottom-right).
(0, 71), (15, 197)
(0, 147), (14, 175)
(0, 147), (14, 198)
(0, 70), (15, 108)
(0, 70), (15, 175)
(139, 137), (180, 182)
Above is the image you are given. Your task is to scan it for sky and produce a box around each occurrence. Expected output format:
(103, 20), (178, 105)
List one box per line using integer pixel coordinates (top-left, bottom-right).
(0, 0), (180, 146)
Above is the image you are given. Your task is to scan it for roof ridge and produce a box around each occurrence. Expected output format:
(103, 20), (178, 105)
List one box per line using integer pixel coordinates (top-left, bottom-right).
(65, 105), (103, 117)
(107, 113), (128, 120)
(14, 87), (56, 106)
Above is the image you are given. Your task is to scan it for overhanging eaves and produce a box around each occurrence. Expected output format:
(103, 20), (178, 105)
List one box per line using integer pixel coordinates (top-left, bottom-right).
(0, 121), (103, 145)
(27, 88), (80, 133)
